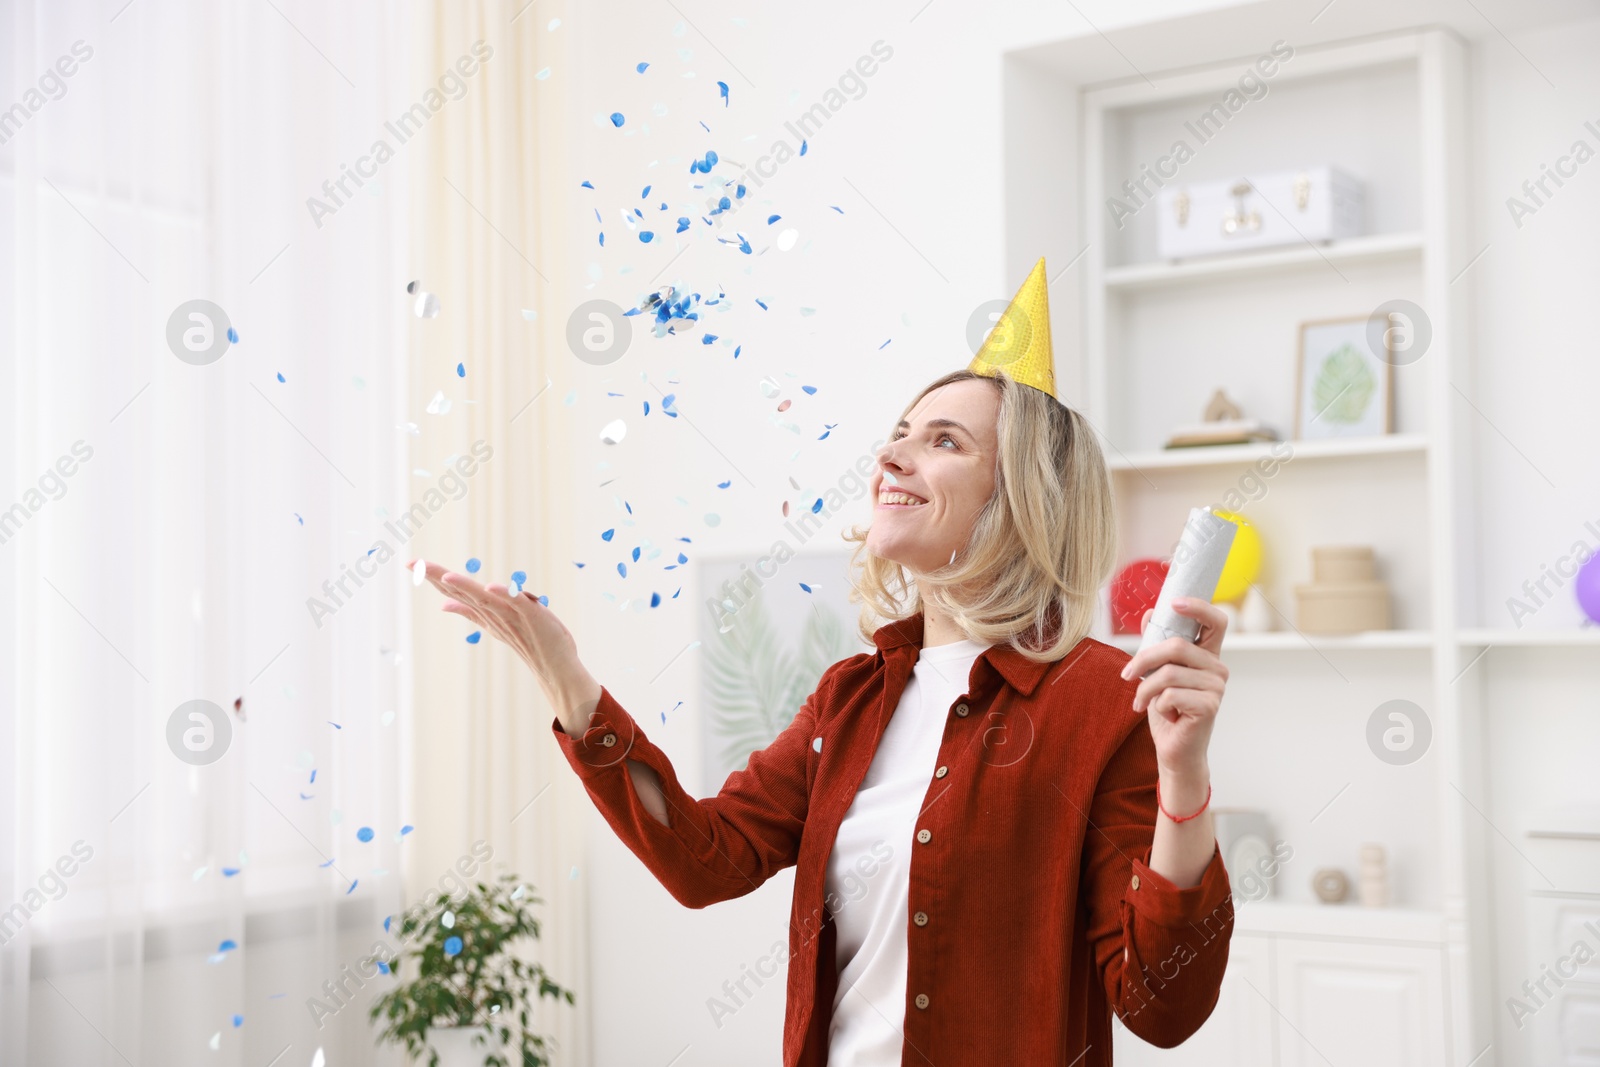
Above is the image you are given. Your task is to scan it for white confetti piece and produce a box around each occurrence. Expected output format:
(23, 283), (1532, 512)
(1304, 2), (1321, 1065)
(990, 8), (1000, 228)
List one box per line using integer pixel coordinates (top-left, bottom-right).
(412, 559), (427, 587)
(600, 419), (627, 445)
(776, 228), (798, 252)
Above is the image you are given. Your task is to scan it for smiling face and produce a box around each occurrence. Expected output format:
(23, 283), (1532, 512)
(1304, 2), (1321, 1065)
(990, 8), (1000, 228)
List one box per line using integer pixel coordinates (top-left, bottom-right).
(866, 377), (1001, 578)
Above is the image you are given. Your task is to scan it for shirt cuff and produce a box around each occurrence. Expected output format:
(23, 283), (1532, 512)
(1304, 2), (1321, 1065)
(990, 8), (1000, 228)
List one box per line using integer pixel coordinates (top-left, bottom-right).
(1124, 840), (1233, 928)
(549, 684), (642, 778)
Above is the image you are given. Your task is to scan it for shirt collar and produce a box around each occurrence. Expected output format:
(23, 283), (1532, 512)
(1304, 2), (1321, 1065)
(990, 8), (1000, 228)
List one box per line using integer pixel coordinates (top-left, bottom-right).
(871, 611), (1058, 697)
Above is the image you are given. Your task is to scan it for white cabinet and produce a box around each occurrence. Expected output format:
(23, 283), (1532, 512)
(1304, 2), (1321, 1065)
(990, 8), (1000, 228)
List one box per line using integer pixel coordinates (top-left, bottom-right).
(1113, 910), (1448, 1066)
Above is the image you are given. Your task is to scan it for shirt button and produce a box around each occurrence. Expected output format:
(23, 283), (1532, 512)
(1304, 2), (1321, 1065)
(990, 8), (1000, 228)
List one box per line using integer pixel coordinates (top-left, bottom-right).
(914, 993), (929, 1010)
(913, 911), (928, 926)
(600, 733), (617, 747)
(1131, 874), (1141, 890)
(954, 703), (969, 717)
(916, 828), (931, 844)
(934, 765), (948, 779)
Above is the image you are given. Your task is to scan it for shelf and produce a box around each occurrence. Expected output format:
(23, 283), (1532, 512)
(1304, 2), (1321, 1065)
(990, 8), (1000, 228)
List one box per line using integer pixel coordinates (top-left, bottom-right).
(1457, 628), (1600, 649)
(1101, 630), (1433, 653)
(1103, 231), (1425, 293)
(1232, 900), (1447, 944)
(1105, 432), (1428, 473)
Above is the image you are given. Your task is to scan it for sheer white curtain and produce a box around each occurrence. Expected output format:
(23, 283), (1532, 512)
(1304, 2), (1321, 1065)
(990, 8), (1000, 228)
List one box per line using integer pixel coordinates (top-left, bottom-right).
(1, 2), (416, 1063)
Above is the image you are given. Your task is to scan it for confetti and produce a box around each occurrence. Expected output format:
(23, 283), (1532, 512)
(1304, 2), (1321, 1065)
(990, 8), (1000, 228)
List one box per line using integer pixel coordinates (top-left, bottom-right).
(547, 17), (560, 29)
(800, 140), (808, 155)
(609, 112), (625, 127)
(601, 529), (615, 541)
(346, 879), (358, 895)
(226, 327), (239, 344)
(617, 562), (627, 577)
(294, 513), (303, 524)
(636, 61), (650, 73)
(232, 1015), (244, 1028)
(357, 827), (374, 842)
(414, 292), (440, 318)
(465, 557), (481, 573)
(412, 559), (427, 586)
(675, 216), (690, 233)
(767, 214), (781, 224)
(802, 385), (818, 395)
(639, 231), (654, 243)
(512, 569), (527, 585)
(442, 910), (455, 928)
(535, 67), (551, 80)
(521, 309), (538, 321)
(600, 419), (627, 445)
(400, 824), (414, 835)
(456, 362), (465, 377)
(702, 333), (718, 345)
(209, 1032), (221, 1051)
(444, 936), (463, 957)
(276, 372), (285, 383)
(312, 1049), (326, 1067)
(466, 631), (482, 644)
(580, 180), (594, 189)
(777, 228), (798, 252)
(718, 80), (729, 106)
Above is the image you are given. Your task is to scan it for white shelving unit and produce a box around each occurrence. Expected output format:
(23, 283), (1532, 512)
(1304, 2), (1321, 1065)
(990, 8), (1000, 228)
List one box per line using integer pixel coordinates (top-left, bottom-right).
(997, 21), (1581, 1067)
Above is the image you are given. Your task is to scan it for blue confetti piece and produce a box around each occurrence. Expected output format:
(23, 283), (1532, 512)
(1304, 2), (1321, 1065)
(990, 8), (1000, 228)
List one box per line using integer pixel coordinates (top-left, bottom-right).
(738, 235), (752, 254)
(702, 333), (717, 345)
(466, 631), (482, 644)
(736, 184), (746, 198)
(767, 214), (781, 224)
(444, 936), (463, 957)
(811, 498), (824, 514)
(678, 552), (688, 563)
(633, 207), (644, 218)
(717, 196), (730, 211)
(598, 232), (605, 246)
(879, 339), (892, 349)
(802, 385), (819, 396)
(601, 528), (614, 541)
(718, 80), (729, 105)
(617, 562), (627, 577)
(465, 558), (481, 573)
(717, 480), (730, 489)
(734, 345), (742, 358)
(319, 859), (335, 868)
(232, 1014), (244, 1028)
(456, 362), (465, 377)
(222, 867), (240, 877)
(676, 217), (690, 233)
(227, 327), (239, 344)
(537, 594), (548, 606)
(831, 205), (844, 213)
(276, 372), (285, 382)
(299, 792), (314, 800)
(755, 298), (767, 309)
(650, 591), (661, 607)
(800, 583), (813, 593)
(357, 827), (374, 843)
(401, 824), (414, 835)
(310, 769), (317, 783)
(625, 500), (633, 514)
(594, 208), (601, 222)
(377, 960), (391, 974)
(636, 61), (649, 73)
(673, 588), (681, 598)
(609, 112), (625, 127)
(294, 513), (303, 525)
(346, 879), (358, 895)
(640, 231), (654, 243)
(384, 916), (392, 932)
(800, 140), (808, 156)
(219, 939), (237, 953)
(511, 570), (526, 585)
(641, 184), (651, 198)
(631, 546), (641, 562)
(580, 180), (594, 189)
(328, 721), (342, 730)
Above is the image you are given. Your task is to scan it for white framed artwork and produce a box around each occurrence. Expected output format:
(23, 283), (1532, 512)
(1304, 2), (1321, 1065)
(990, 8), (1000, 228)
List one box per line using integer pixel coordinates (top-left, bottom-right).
(1293, 315), (1394, 440)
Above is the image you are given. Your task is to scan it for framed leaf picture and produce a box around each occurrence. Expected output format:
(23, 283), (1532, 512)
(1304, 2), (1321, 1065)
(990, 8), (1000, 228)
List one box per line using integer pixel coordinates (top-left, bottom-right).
(1293, 315), (1394, 440)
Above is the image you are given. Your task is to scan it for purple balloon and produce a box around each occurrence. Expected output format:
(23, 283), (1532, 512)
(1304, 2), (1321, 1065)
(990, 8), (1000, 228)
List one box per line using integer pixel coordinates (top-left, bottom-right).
(1577, 553), (1600, 625)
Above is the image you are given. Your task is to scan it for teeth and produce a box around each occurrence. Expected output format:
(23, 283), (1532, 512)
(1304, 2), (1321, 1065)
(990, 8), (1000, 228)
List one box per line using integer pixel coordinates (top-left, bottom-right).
(880, 492), (925, 506)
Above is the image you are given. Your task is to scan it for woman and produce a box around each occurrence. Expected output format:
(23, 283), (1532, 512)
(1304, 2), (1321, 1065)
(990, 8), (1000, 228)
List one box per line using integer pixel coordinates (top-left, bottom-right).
(411, 261), (1235, 1065)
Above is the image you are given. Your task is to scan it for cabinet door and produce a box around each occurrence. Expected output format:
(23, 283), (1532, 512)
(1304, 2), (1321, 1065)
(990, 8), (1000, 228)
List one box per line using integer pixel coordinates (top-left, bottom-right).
(1273, 937), (1447, 1067)
(1111, 932), (1274, 1067)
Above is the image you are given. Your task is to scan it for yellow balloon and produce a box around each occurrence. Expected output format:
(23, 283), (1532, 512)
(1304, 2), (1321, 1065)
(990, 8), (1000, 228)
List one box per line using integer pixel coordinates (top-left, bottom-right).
(1211, 509), (1262, 603)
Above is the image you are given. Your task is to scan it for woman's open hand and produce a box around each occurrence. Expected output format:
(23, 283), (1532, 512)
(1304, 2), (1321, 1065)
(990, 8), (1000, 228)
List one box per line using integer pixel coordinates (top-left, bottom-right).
(408, 559), (587, 703)
(1119, 598), (1229, 778)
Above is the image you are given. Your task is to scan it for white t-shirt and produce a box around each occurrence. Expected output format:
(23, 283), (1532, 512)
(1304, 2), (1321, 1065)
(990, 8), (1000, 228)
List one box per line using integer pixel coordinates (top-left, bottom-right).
(824, 635), (993, 1064)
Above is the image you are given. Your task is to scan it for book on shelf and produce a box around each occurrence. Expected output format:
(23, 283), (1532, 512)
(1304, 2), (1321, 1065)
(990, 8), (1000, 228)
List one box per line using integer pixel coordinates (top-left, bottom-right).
(1163, 418), (1282, 449)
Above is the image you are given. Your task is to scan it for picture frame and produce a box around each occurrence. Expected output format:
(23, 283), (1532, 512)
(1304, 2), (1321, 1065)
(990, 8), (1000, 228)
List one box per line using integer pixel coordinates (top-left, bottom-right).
(1293, 315), (1394, 440)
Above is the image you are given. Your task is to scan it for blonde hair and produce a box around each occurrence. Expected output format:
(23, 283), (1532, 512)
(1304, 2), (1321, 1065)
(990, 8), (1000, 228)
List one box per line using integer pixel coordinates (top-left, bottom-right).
(841, 369), (1118, 663)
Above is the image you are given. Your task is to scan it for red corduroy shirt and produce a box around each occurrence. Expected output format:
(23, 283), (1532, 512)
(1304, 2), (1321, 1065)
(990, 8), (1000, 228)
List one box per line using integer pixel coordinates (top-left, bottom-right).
(551, 611), (1235, 1065)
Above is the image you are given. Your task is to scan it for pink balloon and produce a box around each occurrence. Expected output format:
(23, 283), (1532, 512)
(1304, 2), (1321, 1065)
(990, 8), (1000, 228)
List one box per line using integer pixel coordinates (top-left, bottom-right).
(1577, 553), (1600, 625)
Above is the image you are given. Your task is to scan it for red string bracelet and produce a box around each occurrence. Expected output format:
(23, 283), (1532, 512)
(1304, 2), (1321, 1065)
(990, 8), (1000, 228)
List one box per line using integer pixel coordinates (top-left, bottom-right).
(1156, 781), (1211, 823)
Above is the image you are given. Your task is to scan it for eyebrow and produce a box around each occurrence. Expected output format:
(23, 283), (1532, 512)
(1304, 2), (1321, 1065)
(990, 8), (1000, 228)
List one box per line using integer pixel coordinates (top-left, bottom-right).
(896, 417), (973, 439)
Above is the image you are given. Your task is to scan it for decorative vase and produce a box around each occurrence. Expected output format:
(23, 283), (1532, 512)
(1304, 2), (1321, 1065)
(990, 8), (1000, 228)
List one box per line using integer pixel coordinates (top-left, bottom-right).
(425, 1024), (510, 1066)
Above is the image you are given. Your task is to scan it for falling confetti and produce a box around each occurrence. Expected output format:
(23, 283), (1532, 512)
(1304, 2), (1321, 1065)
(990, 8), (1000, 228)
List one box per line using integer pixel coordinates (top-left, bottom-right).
(276, 373), (285, 383)
(357, 827), (374, 843)
(414, 292), (440, 318)
(465, 558), (481, 573)
(456, 362), (465, 377)
(444, 936), (463, 957)
(600, 419), (627, 445)
(636, 61), (650, 73)
(777, 228), (798, 252)
(466, 631), (482, 644)
(609, 112), (625, 127)
(227, 327), (239, 344)
(412, 559), (427, 586)
(718, 80), (729, 106)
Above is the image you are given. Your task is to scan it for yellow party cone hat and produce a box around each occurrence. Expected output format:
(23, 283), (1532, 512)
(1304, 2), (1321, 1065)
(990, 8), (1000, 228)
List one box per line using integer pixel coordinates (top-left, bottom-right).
(968, 256), (1056, 400)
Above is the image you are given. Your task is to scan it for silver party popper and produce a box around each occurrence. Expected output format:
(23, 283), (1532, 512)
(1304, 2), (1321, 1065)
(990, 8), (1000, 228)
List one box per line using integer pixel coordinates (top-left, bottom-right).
(1132, 507), (1238, 674)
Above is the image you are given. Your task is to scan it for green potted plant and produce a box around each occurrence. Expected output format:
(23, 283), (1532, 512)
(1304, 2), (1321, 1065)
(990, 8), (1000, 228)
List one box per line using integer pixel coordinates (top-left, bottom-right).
(370, 871), (575, 1067)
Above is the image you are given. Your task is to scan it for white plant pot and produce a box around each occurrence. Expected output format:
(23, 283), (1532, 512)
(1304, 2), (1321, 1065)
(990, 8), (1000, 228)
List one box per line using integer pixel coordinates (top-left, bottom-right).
(420, 1025), (510, 1066)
